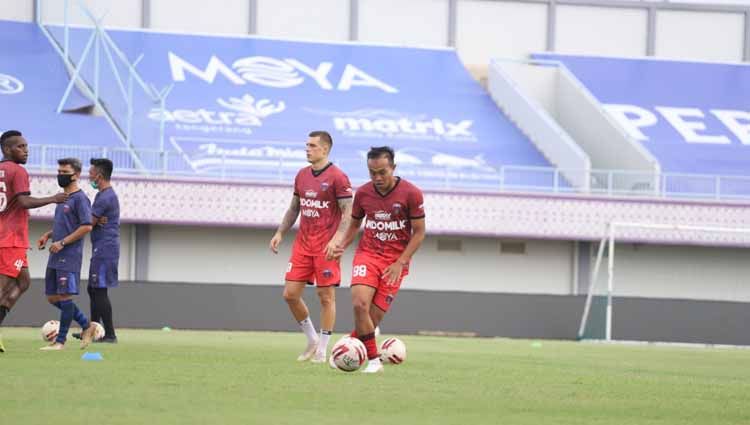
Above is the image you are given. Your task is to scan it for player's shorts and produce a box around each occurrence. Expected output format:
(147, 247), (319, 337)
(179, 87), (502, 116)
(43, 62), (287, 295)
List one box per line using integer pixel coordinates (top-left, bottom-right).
(285, 250), (341, 287)
(89, 257), (119, 289)
(350, 254), (409, 312)
(0, 247), (29, 278)
(45, 268), (81, 295)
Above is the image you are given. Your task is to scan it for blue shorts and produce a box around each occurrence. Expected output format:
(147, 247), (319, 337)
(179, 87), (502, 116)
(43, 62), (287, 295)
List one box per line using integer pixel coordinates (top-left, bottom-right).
(88, 258), (119, 289)
(45, 268), (81, 295)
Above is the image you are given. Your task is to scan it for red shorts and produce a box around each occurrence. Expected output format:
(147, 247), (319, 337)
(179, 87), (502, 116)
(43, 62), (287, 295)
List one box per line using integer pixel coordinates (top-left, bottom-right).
(0, 247), (29, 278)
(285, 249), (341, 287)
(350, 254), (408, 312)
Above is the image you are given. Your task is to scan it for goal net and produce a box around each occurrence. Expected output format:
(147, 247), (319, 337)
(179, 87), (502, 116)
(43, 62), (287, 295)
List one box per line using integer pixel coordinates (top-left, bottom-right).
(578, 221), (750, 342)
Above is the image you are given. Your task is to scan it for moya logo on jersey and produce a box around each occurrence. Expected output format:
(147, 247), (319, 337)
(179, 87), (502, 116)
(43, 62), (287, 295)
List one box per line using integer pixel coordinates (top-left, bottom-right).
(168, 52), (398, 93)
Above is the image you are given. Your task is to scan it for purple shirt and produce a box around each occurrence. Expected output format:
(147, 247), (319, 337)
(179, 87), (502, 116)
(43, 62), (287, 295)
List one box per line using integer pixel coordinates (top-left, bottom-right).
(48, 190), (92, 272)
(90, 187), (120, 260)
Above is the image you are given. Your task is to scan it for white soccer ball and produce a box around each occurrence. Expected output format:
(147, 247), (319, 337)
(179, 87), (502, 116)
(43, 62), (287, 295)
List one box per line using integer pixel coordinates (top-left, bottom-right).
(380, 337), (407, 364)
(331, 337), (367, 372)
(90, 322), (105, 341)
(41, 320), (60, 342)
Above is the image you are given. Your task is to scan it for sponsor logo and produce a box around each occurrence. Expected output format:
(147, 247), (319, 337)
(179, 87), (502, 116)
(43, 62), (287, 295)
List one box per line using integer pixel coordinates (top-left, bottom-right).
(300, 198), (330, 209)
(304, 190), (317, 198)
(306, 108), (475, 142)
(322, 269), (333, 278)
(604, 103), (750, 145)
(0, 73), (23, 95)
(365, 219), (406, 231)
(170, 137), (309, 174)
(63, 205), (71, 213)
(168, 52), (398, 93)
(149, 94), (285, 135)
(385, 295), (394, 305)
(374, 232), (399, 242)
(374, 211), (392, 221)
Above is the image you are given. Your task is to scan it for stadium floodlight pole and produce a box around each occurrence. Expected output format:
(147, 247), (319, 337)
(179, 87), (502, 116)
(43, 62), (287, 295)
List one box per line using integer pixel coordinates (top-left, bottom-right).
(99, 31), (158, 101)
(77, 1), (158, 101)
(126, 55), (145, 147)
(64, 0), (69, 58)
(56, 29), (97, 113)
(99, 27), (130, 101)
(606, 223), (615, 341)
(151, 83), (175, 153)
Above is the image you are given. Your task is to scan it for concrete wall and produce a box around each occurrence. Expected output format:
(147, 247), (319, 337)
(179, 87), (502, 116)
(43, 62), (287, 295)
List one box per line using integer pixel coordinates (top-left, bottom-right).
(6, 281), (750, 345)
(4, 0), (748, 66)
(24, 220), (749, 303)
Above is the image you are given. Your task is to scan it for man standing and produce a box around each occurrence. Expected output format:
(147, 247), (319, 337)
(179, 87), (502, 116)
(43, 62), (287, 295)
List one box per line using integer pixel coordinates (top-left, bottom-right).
(0, 130), (67, 352)
(84, 158), (120, 343)
(269, 131), (353, 363)
(37, 158), (96, 350)
(332, 146), (426, 373)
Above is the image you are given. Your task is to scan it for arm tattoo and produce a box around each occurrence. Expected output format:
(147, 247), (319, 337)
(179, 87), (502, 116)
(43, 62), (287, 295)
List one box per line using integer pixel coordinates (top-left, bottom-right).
(277, 196), (300, 235)
(335, 198), (353, 237)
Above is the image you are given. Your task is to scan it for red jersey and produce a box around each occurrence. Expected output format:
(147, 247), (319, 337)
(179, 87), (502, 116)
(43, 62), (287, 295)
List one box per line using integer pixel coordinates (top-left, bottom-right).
(293, 163), (352, 256)
(0, 160), (31, 248)
(352, 177), (425, 263)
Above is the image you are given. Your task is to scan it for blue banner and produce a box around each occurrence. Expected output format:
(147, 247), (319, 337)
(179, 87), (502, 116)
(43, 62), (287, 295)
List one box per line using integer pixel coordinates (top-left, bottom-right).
(0, 20), (120, 152)
(532, 53), (750, 177)
(47, 25), (549, 188)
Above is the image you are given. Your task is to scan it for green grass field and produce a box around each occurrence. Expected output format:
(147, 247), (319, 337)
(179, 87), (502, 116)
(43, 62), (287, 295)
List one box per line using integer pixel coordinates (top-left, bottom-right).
(2, 327), (749, 425)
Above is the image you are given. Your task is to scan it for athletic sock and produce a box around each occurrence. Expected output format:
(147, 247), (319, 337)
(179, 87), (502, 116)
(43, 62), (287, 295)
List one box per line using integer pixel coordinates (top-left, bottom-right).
(0, 306), (8, 326)
(349, 329), (357, 338)
(72, 303), (90, 329)
(87, 285), (100, 324)
(318, 330), (332, 353)
(97, 289), (115, 338)
(55, 300), (75, 344)
(358, 332), (379, 360)
(298, 317), (318, 345)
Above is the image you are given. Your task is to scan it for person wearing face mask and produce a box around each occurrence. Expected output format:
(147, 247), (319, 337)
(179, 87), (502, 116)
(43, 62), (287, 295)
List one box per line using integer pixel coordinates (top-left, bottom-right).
(72, 158), (120, 343)
(37, 158), (96, 350)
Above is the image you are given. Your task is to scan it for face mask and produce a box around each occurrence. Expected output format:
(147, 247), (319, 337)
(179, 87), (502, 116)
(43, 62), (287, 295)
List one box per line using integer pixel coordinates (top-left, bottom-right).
(90, 178), (99, 190)
(57, 174), (74, 188)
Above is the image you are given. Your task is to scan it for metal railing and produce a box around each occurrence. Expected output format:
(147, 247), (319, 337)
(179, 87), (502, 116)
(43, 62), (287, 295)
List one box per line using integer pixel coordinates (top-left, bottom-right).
(25, 144), (750, 201)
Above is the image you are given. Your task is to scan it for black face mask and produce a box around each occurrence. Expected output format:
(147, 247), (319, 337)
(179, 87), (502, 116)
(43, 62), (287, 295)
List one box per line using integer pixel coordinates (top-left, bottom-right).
(57, 174), (74, 188)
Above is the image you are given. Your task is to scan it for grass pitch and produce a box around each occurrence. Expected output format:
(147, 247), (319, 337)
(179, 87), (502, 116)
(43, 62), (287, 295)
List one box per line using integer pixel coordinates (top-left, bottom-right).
(1, 327), (749, 425)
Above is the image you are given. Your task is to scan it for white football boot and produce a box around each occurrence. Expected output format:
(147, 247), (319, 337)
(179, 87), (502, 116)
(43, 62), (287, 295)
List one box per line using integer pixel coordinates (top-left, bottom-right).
(296, 340), (318, 361)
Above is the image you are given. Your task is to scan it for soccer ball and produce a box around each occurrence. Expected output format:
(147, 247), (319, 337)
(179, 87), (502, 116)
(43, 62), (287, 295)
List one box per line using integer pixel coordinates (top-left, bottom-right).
(380, 337), (407, 364)
(331, 337), (367, 372)
(90, 322), (105, 341)
(41, 320), (60, 342)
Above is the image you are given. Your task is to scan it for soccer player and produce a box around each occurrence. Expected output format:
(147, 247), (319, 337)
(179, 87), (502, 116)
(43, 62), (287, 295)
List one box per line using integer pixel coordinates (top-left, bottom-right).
(37, 158), (96, 350)
(331, 146), (426, 373)
(84, 158), (120, 343)
(0, 130), (68, 352)
(269, 131), (353, 363)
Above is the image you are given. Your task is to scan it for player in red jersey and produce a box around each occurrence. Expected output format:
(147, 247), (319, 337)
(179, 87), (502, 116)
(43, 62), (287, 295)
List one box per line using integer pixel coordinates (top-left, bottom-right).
(0, 130), (68, 352)
(269, 131), (353, 363)
(331, 146), (426, 373)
